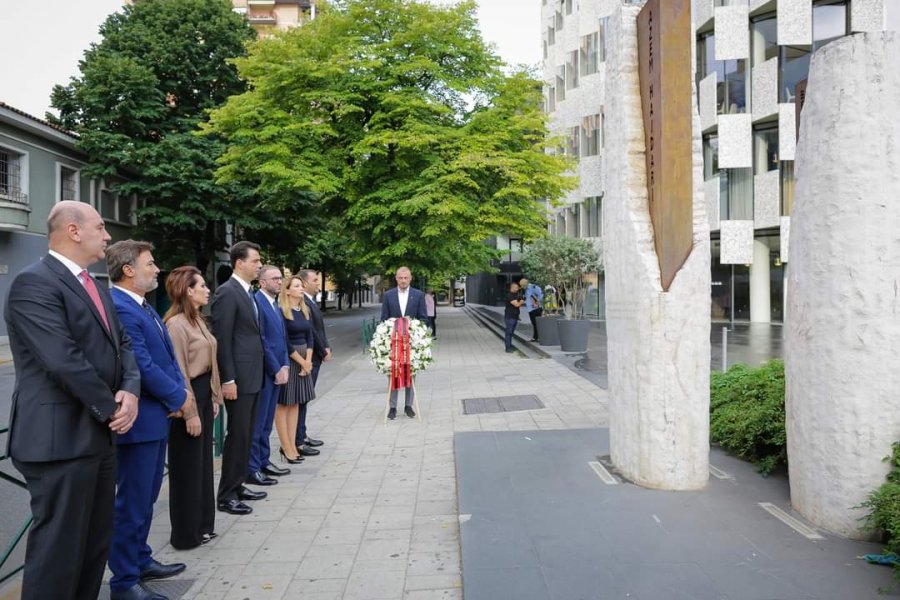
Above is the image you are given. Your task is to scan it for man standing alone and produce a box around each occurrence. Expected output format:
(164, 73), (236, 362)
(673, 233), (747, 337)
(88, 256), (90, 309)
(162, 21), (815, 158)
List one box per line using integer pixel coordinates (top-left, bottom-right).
(4, 201), (139, 600)
(211, 241), (267, 515)
(380, 266), (428, 419)
(108, 240), (188, 600)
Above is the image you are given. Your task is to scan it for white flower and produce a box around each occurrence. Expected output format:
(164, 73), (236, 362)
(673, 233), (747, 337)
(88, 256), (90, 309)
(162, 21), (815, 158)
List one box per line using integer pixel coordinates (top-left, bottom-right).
(368, 317), (434, 375)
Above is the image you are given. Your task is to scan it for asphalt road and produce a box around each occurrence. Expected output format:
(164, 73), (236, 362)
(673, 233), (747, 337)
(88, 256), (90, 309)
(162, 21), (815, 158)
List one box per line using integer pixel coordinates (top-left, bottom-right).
(0, 304), (380, 584)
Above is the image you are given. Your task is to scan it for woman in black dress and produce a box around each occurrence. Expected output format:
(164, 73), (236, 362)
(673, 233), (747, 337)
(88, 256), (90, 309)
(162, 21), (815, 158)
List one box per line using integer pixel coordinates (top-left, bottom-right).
(274, 275), (316, 463)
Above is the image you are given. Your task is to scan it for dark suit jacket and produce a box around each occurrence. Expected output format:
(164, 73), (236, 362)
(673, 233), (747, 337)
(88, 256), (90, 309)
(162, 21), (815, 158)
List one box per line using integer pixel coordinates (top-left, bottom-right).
(255, 291), (290, 380)
(3, 254), (141, 462)
(381, 287), (428, 322)
(304, 295), (329, 363)
(210, 277), (264, 395)
(111, 288), (186, 444)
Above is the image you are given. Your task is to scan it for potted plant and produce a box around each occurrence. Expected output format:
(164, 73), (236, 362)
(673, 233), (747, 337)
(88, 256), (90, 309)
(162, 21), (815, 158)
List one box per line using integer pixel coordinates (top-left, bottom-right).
(520, 237), (602, 352)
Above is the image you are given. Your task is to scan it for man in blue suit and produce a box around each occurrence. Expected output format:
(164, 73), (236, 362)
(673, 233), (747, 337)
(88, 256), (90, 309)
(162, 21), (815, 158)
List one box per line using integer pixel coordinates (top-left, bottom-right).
(380, 266), (428, 419)
(247, 265), (292, 486)
(107, 241), (188, 600)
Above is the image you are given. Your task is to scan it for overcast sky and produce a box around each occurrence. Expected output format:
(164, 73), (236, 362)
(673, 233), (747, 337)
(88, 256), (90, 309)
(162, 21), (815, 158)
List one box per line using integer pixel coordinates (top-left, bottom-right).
(0, 0), (541, 119)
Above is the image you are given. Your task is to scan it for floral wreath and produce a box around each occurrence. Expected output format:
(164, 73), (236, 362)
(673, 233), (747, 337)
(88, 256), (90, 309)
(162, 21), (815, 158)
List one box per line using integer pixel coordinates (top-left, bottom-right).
(369, 317), (434, 376)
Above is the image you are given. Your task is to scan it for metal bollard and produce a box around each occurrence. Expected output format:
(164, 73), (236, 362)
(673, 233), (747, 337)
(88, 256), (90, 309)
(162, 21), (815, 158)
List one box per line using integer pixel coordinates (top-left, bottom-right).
(721, 326), (728, 372)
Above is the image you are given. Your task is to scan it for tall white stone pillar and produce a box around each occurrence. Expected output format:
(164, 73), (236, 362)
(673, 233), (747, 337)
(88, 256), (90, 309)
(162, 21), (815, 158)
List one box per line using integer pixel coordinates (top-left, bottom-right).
(750, 239), (771, 323)
(602, 2), (711, 490)
(786, 32), (900, 538)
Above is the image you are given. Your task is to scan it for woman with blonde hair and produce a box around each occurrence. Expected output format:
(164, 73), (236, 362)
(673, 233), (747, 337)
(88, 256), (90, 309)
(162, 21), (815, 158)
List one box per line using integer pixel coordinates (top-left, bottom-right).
(275, 275), (316, 463)
(163, 266), (222, 549)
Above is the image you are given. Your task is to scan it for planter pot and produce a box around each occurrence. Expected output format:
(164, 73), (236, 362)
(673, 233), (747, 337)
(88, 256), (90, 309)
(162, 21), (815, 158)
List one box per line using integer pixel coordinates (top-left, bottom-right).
(557, 319), (589, 352)
(535, 315), (561, 346)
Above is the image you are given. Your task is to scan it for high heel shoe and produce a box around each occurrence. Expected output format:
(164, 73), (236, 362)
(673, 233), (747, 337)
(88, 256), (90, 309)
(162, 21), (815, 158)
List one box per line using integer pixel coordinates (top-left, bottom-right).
(279, 447), (304, 464)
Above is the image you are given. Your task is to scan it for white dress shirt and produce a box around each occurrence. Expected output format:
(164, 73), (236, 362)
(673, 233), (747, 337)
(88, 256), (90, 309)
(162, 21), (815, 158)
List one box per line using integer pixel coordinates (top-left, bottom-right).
(398, 288), (409, 316)
(48, 249), (86, 280)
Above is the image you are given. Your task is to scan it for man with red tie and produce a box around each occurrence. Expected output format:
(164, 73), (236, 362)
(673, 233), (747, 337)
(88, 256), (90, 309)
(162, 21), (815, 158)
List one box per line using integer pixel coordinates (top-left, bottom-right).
(4, 201), (140, 600)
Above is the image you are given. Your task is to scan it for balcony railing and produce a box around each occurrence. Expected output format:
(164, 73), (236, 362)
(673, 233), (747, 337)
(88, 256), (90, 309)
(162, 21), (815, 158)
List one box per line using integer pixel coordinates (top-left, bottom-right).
(247, 11), (277, 24)
(0, 189), (28, 206)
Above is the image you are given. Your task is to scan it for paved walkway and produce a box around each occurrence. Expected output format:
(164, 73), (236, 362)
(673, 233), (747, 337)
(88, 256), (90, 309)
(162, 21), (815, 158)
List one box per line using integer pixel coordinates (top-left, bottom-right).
(136, 307), (607, 599)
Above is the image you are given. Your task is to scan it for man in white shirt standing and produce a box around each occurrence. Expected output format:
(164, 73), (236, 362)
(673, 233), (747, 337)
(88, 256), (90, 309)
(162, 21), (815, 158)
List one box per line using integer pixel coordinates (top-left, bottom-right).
(380, 266), (428, 419)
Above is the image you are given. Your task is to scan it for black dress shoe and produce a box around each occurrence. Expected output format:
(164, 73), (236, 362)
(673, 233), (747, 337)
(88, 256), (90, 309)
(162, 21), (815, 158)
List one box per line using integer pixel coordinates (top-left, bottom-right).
(279, 447), (304, 464)
(388, 408), (397, 420)
(140, 558), (186, 581)
(262, 463), (290, 476)
(111, 582), (168, 600)
(304, 436), (324, 447)
(405, 406), (416, 418)
(297, 445), (320, 456)
(238, 486), (267, 501)
(246, 471), (278, 486)
(217, 499), (253, 515)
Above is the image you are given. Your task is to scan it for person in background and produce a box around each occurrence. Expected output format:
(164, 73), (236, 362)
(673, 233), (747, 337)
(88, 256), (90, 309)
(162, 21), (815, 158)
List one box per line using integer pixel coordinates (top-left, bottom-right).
(504, 281), (525, 353)
(164, 266), (222, 550)
(519, 278), (544, 343)
(425, 289), (437, 337)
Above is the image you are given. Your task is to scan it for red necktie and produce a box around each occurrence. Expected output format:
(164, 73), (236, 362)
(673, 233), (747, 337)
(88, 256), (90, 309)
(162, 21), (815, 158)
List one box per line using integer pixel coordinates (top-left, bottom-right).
(80, 270), (110, 331)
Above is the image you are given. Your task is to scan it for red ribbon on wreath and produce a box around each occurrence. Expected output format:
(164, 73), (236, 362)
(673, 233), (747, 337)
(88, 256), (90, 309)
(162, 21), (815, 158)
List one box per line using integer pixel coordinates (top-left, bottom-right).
(390, 317), (412, 391)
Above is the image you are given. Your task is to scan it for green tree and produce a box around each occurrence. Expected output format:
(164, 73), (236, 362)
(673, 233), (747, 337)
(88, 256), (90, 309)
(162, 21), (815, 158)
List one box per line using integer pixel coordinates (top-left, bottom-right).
(520, 236), (602, 318)
(205, 0), (574, 279)
(50, 0), (257, 272)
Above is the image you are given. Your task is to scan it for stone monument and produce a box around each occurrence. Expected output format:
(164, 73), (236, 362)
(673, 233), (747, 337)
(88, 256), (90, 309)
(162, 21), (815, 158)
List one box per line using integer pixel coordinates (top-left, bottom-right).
(786, 31), (900, 538)
(603, 0), (711, 490)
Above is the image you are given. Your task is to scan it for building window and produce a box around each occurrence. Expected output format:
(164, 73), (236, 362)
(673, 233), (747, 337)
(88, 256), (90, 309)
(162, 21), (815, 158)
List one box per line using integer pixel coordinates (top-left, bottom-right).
(0, 147), (27, 204)
(751, 15), (777, 67)
(555, 10), (563, 31)
(780, 45), (810, 102)
(703, 134), (719, 180)
(565, 0), (573, 15)
(98, 183), (135, 224)
(697, 32), (716, 82)
(59, 166), (79, 202)
(697, 32), (750, 113)
(580, 32), (599, 77)
(567, 205), (580, 237)
(556, 211), (566, 237)
(508, 237), (524, 263)
(568, 126), (580, 157)
(585, 196), (601, 237)
(599, 17), (609, 63)
(547, 86), (556, 112)
(581, 114), (601, 157)
(556, 66), (566, 101)
(99, 188), (117, 221)
(753, 126), (779, 174)
(547, 23), (555, 46)
(704, 135), (751, 220)
(781, 161), (795, 215)
(566, 51), (579, 90)
(813, 1), (848, 51)
(118, 194), (134, 225)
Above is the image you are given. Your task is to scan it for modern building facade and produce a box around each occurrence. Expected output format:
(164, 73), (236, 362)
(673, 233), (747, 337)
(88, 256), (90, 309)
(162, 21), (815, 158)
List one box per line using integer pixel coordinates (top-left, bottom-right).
(232, 0), (316, 35)
(541, 0), (612, 318)
(0, 102), (137, 338)
(542, 0), (898, 323)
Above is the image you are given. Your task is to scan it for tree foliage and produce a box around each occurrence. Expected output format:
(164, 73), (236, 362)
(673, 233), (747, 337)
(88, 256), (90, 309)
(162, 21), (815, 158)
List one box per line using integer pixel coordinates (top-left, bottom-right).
(205, 0), (574, 280)
(50, 0), (257, 271)
(520, 236), (601, 318)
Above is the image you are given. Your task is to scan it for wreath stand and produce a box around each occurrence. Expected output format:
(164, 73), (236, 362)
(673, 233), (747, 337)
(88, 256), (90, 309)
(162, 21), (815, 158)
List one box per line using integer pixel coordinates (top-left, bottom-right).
(383, 376), (422, 424)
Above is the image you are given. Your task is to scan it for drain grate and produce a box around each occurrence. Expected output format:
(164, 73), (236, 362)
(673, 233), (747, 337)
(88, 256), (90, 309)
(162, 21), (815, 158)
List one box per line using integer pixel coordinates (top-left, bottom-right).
(461, 394), (545, 415)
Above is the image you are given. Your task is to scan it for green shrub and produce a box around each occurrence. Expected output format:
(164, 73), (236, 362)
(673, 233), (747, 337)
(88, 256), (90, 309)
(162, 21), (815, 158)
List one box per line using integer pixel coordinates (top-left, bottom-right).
(709, 360), (786, 475)
(861, 442), (900, 578)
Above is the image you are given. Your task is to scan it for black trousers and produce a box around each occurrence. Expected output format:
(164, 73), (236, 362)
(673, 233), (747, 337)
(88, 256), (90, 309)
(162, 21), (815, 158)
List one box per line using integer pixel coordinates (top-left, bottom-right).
(169, 373), (216, 549)
(216, 390), (258, 503)
(13, 449), (116, 600)
(528, 308), (543, 340)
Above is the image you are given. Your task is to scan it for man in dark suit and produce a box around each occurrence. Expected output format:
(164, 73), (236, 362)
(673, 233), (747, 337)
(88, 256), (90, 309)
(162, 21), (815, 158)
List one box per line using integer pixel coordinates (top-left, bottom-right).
(293, 269), (329, 456)
(107, 240), (188, 600)
(211, 241), (267, 515)
(380, 266), (428, 419)
(247, 265), (292, 486)
(4, 201), (140, 600)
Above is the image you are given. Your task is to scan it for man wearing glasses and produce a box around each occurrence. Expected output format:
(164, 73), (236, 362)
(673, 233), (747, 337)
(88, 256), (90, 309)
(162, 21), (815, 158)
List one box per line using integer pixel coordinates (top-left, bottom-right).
(246, 265), (292, 487)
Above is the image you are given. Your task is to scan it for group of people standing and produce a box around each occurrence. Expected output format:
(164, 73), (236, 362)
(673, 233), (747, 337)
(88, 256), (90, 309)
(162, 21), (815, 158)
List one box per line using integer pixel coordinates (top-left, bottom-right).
(3, 201), (330, 600)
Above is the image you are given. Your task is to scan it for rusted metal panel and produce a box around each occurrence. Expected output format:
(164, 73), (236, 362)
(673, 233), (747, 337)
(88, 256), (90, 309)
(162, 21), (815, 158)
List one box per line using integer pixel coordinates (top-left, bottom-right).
(637, 0), (694, 291)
